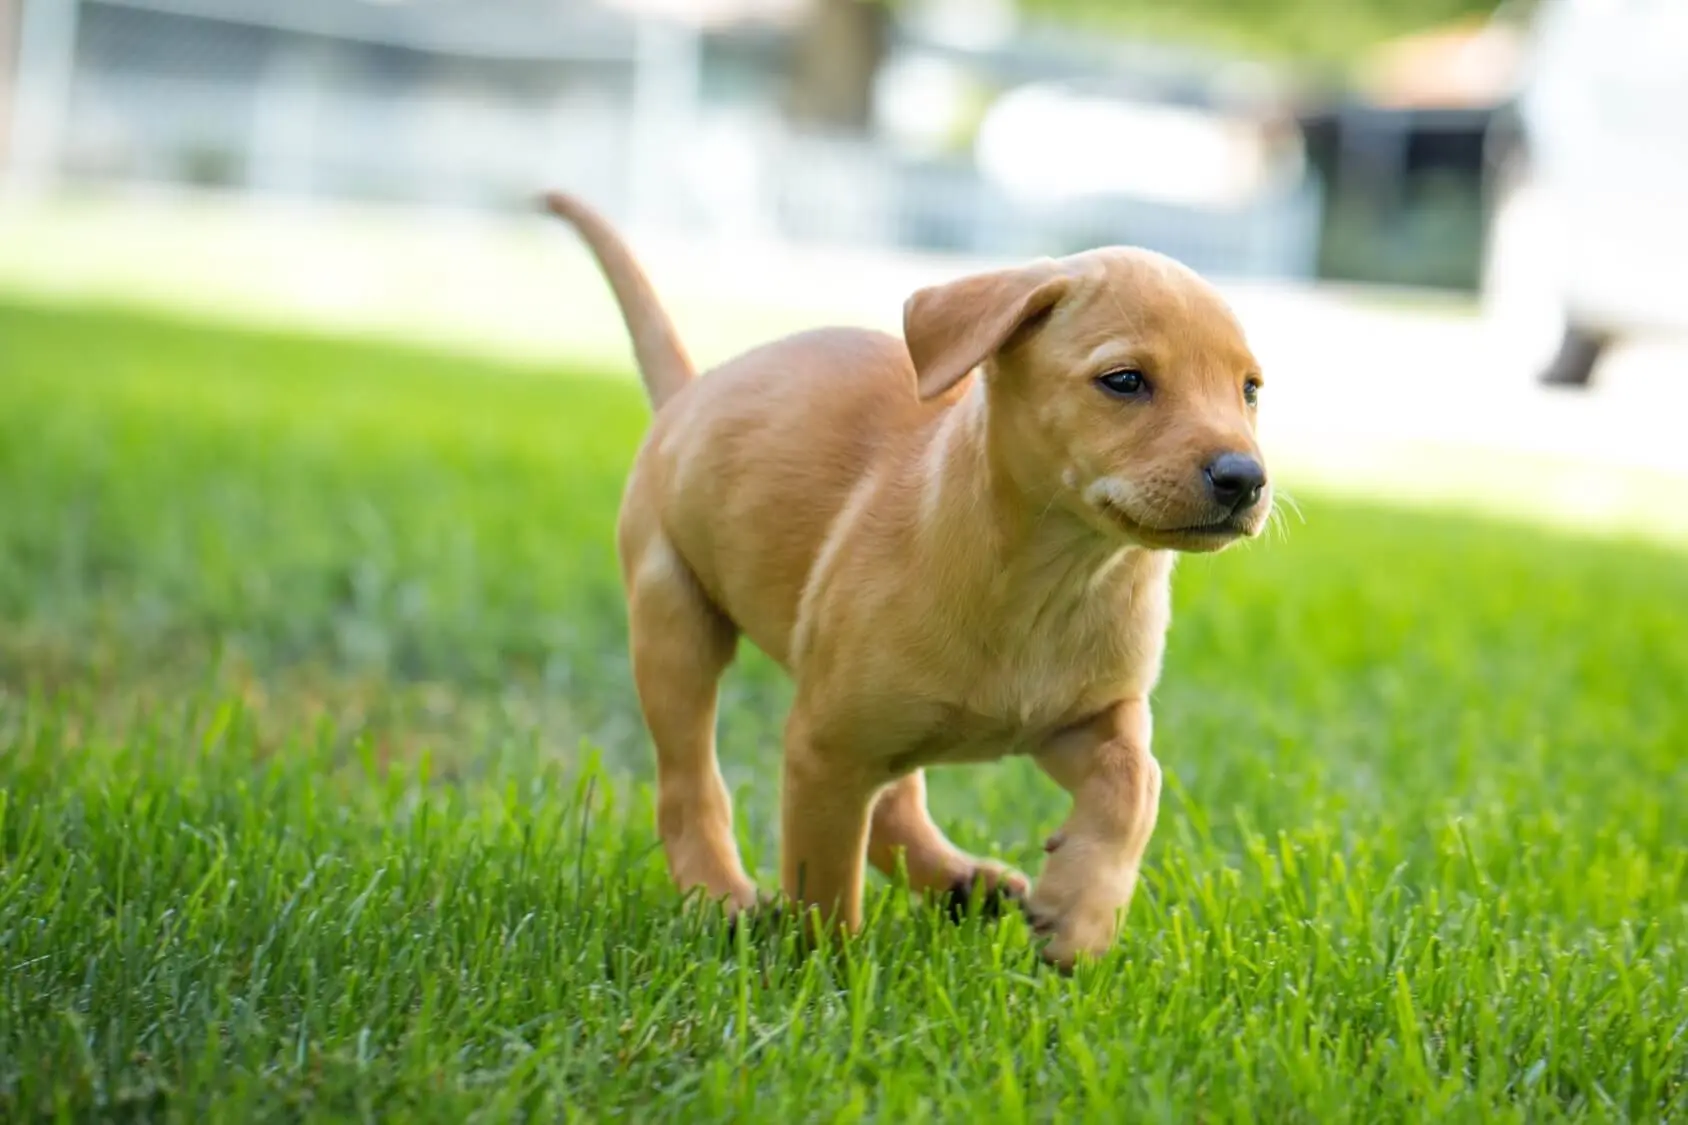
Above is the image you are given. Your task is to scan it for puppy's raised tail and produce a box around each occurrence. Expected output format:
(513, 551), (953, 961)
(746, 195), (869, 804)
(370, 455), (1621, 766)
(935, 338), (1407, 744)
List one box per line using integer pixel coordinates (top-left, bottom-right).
(543, 191), (695, 409)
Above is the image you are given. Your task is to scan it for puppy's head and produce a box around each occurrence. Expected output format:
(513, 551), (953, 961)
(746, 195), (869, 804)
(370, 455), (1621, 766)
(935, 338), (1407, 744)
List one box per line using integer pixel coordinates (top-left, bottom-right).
(904, 249), (1270, 553)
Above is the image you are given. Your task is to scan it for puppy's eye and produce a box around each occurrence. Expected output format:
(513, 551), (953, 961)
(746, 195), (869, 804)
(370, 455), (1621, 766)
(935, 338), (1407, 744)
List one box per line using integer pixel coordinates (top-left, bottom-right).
(1243, 377), (1262, 407)
(1096, 369), (1148, 398)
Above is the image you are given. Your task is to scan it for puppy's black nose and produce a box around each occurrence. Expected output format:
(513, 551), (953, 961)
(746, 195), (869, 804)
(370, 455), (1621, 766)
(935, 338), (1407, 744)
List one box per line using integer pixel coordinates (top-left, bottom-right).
(1205, 453), (1266, 511)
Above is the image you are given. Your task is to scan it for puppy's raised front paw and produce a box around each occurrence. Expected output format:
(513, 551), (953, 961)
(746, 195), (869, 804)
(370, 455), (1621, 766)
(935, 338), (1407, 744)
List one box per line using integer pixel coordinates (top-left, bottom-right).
(1020, 876), (1126, 971)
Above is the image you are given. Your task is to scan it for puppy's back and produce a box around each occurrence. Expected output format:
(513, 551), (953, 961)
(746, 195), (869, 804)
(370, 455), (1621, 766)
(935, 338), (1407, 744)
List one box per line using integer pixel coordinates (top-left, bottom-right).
(632, 327), (937, 665)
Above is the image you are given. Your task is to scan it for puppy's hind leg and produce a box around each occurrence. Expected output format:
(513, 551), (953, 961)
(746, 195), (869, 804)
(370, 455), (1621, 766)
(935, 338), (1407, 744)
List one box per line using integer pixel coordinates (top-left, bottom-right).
(868, 770), (1029, 919)
(626, 536), (758, 913)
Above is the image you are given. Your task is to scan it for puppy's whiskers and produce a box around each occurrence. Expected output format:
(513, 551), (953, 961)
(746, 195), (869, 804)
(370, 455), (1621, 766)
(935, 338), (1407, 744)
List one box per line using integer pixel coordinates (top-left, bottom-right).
(1274, 488), (1307, 526)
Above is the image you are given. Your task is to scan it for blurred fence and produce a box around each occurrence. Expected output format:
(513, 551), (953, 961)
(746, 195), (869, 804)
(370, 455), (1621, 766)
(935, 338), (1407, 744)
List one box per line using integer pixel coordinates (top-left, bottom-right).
(4, 0), (1322, 279)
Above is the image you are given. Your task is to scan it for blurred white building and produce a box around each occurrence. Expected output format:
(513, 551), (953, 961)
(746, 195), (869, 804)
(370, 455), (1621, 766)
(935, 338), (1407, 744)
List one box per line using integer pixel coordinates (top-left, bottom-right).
(1, 0), (1322, 278)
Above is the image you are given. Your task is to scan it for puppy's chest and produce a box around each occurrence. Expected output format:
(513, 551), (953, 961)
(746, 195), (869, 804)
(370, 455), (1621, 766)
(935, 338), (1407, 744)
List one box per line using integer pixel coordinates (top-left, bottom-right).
(924, 679), (1112, 765)
(960, 626), (1121, 728)
(908, 582), (1167, 765)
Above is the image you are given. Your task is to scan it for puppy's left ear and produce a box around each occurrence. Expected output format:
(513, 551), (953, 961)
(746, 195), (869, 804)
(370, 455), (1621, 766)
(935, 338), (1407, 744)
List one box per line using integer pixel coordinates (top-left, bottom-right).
(903, 261), (1068, 400)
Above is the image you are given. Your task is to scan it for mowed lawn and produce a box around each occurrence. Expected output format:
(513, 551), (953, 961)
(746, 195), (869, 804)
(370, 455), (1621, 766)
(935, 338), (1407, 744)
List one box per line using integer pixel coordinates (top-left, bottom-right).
(2, 297), (1685, 1123)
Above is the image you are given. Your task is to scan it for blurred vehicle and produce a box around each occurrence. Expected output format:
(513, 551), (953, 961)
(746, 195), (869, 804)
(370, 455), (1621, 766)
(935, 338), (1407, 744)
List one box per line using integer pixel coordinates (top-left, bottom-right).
(975, 75), (1298, 212)
(1482, 0), (1688, 386)
(968, 69), (1317, 276)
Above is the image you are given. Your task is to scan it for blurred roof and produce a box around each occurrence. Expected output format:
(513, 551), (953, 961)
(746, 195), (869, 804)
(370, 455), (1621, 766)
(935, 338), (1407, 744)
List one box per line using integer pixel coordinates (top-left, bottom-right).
(600, 0), (804, 26)
(1358, 20), (1523, 110)
(910, 24), (1294, 113)
(88, 0), (800, 60)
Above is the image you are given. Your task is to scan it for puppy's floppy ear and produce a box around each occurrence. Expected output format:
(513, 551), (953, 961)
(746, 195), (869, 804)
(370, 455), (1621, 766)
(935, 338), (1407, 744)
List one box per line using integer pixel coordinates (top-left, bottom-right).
(903, 261), (1069, 400)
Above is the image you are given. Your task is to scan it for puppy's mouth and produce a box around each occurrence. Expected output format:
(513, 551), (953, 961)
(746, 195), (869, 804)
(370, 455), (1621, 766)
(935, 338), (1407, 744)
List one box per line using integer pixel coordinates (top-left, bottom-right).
(1094, 500), (1258, 552)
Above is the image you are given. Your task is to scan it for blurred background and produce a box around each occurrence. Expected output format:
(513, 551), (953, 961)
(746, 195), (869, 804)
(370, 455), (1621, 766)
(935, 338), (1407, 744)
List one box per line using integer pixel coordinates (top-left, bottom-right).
(8, 8), (1688, 1113)
(2, 0), (1686, 527)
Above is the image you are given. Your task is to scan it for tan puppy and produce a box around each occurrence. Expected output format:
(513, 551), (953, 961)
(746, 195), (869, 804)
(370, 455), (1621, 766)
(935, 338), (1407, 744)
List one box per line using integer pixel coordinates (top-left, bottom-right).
(546, 192), (1272, 968)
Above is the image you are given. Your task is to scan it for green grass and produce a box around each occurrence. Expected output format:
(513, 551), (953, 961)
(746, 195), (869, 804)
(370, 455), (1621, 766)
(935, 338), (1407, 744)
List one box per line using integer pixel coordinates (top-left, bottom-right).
(2, 297), (1686, 1122)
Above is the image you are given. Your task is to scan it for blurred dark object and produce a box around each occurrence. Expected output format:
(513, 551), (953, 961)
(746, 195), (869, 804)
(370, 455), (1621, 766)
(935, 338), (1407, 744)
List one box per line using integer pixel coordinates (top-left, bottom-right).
(1299, 102), (1493, 291)
(1298, 18), (1518, 292)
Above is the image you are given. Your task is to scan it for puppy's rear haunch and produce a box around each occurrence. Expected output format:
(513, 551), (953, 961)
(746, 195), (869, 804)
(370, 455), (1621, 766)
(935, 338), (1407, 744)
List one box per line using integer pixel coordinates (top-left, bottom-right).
(545, 192), (1272, 968)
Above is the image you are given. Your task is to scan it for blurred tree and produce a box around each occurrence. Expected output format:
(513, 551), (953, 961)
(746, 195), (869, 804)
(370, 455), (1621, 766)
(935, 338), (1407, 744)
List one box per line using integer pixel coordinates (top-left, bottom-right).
(1018, 0), (1504, 61)
(779, 0), (1504, 137)
(785, 0), (891, 133)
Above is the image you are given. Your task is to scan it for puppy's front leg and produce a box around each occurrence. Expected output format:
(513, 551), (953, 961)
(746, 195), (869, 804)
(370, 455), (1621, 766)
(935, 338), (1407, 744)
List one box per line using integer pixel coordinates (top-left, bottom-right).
(1025, 700), (1163, 969)
(780, 707), (879, 936)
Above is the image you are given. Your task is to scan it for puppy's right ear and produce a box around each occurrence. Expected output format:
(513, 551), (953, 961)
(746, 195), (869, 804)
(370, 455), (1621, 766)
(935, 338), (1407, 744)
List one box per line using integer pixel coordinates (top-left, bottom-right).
(903, 261), (1068, 400)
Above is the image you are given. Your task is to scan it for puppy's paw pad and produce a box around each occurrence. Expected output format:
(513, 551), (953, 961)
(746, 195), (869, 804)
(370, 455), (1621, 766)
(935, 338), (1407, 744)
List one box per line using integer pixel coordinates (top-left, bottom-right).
(1019, 901), (1059, 936)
